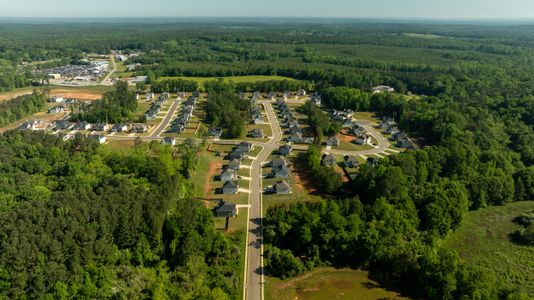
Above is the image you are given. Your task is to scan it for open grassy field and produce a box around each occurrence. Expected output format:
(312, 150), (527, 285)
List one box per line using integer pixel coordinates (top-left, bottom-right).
(444, 201), (534, 296)
(157, 75), (297, 85)
(265, 267), (410, 300)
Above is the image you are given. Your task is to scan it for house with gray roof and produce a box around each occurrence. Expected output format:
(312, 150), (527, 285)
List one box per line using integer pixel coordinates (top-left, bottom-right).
(220, 169), (236, 183)
(223, 181), (239, 195)
(279, 144), (293, 156)
(271, 156), (288, 168)
(272, 165), (290, 179)
(322, 154), (337, 167)
(343, 155), (359, 168)
(214, 201), (237, 218)
(326, 136), (340, 147)
(275, 181), (291, 194)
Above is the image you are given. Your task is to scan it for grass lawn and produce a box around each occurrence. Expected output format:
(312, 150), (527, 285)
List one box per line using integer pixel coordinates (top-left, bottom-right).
(265, 267), (410, 300)
(0, 85), (112, 102)
(353, 112), (381, 124)
(443, 201), (534, 296)
(157, 75), (297, 86)
(335, 141), (373, 152)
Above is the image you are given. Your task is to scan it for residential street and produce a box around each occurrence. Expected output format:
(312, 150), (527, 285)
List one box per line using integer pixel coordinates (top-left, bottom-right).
(245, 100), (282, 300)
(149, 100), (181, 138)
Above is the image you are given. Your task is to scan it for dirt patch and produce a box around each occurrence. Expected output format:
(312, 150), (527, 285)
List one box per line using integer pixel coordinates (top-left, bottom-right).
(337, 130), (355, 143)
(204, 161), (222, 199)
(50, 89), (103, 101)
(291, 155), (317, 193)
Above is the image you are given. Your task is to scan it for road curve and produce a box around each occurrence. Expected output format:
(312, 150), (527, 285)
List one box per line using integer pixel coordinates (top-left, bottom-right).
(245, 100), (282, 300)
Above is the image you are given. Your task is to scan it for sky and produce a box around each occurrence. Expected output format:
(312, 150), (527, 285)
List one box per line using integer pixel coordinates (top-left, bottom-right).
(1, 0), (534, 19)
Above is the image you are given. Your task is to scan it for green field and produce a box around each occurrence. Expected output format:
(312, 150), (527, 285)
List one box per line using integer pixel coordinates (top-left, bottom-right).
(158, 75), (298, 85)
(444, 201), (534, 296)
(265, 267), (410, 300)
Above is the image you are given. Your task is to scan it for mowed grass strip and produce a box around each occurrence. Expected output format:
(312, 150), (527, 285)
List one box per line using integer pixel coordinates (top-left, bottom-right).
(265, 267), (410, 300)
(444, 201), (534, 296)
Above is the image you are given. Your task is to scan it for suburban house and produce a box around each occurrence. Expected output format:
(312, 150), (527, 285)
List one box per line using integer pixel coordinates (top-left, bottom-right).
(367, 157), (380, 167)
(287, 119), (299, 128)
(94, 123), (111, 132)
(372, 85), (395, 94)
(343, 155), (360, 168)
(342, 118), (354, 128)
(326, 136), (340, 147)
(227, 149), (245, 161)
(132, 124), (150, 133)
(290, 126), (303, 137)
(274, 181), (291, 194)
(161, 137), (176, 146)
(91, 135), (107, 144)
(214, 201), (237, 218)
(111, 123), (128, 133)
(48, 106), (65, 114)
(54, 120), (74, 131)
(223, 181), (239, 195)
(386, 126), (400, 135)
(272, 165), (290, 179)
(352, 125), (366, 136)
(220, 169), (236, 183)
(271, 156), (288, 168)
(208, 127), (222, 138)
(170, 123), (185, 133)
(75, 121), (92, 131)
(228, 159), (241, 171)
(397, 137), (418, 150)
(18, 120), (50, 131)
(279, 144), (293, 156)
(354, 134), (371, 145)
(287, 135), (303, 143)
(237, 142), (253, 153)
(310, 96), (321, 107)
(297, 89), (307, 97)
(322, 154), (337, 167)
(48, 96), (64, 103)
(250, 128), (264, 139)
(380, 117), (396, 130)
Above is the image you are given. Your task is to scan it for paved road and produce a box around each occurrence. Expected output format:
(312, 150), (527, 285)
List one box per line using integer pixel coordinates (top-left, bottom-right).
(150, 100), (181, 138)
(328, 124), (390, 156)
(100, 55), (117, 86)
(245, 100), (282, 300)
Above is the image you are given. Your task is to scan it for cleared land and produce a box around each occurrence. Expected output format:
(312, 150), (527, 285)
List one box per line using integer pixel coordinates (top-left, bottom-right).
(444, 201), (534, 296)
(0, 86), (111, 102)
(265, 267), (410, 300)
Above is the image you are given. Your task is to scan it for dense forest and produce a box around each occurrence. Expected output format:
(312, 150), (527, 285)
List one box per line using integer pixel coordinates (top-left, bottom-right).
(204, 83), (251, 138)
(0, 131), (241, 299)
(0, 92), (47, 127)
(71, 82), (138, 123)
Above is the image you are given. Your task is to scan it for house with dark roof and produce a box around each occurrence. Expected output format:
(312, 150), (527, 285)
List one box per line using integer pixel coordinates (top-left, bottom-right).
(352, 125), (365, 136)
(250, 128), (264, 139)
(49, 106), (65, 114)
(228, 159), (241, 171)
(326, 136), (340, 147)
(289, 126), (303, 137)
(220, 169), (236, 183)
(227, 149), (245, 161)
(271, 156), (288, 168)
(94, 123), (111, 132)
(208, 127), (222, 138)
(275, 181), (291, 194)
(161, 137), (176, 146)
(90, 135), (106, 144)
(343, 155), (359, 168)
(214, 201), (237, 218)
(272, 165), (290, 179)
(279, 144), (293, 156)
(367, 157), (380, 167)
(223, 181), (239, 195)
(54, 120), (74, 131)
(237, 142), (252, 153)
(354, 134), (371, 145)
(322, 154), (337, 167)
